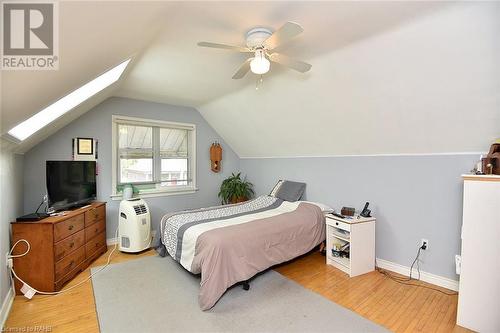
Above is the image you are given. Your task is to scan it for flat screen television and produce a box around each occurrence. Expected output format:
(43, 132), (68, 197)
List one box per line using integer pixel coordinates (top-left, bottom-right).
(46, 161), (97, 211)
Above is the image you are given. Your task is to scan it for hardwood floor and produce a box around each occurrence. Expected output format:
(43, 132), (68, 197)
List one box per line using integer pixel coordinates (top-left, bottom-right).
(275, 252), (471, 333)
(5, 246), (154, 333)
(5, 248), (471, 333)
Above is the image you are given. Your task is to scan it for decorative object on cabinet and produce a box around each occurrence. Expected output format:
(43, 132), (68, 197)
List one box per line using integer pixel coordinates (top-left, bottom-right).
(72, 137), (98, 161)
(341, 206), (355, 216)
(482, 140), (500, 175)
(210, 142), (222, 172)
(10, 202), (107, 294)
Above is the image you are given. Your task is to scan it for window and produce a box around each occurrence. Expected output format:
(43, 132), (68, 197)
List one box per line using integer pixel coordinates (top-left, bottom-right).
(112, 116), (196, 199)
(8, 59), (130, 141)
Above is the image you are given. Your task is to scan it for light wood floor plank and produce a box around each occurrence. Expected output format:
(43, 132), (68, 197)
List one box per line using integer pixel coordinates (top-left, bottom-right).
(5, 249), (472, 333)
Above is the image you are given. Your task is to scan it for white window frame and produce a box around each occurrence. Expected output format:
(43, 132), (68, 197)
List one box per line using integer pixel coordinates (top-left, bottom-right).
(111, 115), (197, 200)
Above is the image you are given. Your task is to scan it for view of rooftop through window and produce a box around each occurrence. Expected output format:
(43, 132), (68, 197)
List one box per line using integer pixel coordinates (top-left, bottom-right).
(118, 124), (189, 186)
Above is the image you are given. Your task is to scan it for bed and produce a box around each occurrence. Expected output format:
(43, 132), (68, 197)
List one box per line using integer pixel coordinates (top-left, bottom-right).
(154, 182), (326, 310)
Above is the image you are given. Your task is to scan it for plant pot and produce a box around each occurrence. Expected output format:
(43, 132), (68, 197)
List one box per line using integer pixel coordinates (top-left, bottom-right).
(230, 196), (248, 204)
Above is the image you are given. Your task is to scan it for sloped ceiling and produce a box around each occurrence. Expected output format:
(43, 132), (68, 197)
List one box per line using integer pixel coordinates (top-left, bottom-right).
(1, 1), (172, 152)
(2, 1), (499, 156)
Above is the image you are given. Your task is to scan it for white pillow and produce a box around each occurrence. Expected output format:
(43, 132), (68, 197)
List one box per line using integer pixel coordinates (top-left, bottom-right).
(300, 201), (334, 213)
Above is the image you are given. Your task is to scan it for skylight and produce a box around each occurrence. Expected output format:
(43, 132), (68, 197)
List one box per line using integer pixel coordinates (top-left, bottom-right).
(8, 58), (131, 141)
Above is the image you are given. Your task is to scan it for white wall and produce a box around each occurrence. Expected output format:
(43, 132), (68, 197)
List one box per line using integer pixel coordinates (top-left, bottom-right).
(0, 147), (24, 313)
(199, 2), (500, 157)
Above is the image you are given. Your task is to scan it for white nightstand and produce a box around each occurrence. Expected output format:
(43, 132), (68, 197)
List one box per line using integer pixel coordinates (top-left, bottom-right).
(325, 214), (376, 277)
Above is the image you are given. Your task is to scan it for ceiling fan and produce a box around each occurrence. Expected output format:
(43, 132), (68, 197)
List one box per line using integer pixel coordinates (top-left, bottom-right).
(197, 22), (312, 79)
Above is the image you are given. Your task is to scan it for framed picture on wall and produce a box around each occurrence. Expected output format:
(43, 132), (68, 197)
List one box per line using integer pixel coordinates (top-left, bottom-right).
(73, 137), (98, 161)
(77, 138), (94, 155)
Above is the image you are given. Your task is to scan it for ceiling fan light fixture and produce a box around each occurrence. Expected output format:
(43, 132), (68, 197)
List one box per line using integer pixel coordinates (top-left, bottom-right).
(250, 50), (270, 75)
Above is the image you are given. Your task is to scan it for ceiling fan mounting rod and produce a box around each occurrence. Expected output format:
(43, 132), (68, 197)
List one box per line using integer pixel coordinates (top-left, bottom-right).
(246, 27), (273, 49)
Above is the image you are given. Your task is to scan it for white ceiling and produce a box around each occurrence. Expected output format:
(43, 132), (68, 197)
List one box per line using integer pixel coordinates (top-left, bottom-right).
(117, 1), (448, 107)
(2, 1), (499, 156)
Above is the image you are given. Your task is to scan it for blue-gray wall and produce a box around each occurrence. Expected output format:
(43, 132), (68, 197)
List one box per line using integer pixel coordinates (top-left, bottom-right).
(240, 154), (479, 280)
(0, 149), (23, 310)
(21, 95), (479, 281)
(23, 97), (240, 238)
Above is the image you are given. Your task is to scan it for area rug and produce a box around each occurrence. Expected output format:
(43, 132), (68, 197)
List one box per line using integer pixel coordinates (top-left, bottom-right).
(91, 255), (388, 332)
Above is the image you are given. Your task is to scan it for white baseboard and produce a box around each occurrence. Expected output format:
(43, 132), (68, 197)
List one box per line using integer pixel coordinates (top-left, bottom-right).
(106, 237), (117, 246)
(376, 258), (459, 291)
(0, 288), (14, 330)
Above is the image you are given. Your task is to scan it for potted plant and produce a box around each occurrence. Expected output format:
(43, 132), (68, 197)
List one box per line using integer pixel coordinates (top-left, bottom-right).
(218, 172), (254, 204)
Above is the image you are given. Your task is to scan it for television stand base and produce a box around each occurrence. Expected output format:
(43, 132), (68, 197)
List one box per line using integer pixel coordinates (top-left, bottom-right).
(16, 213), (50, 222)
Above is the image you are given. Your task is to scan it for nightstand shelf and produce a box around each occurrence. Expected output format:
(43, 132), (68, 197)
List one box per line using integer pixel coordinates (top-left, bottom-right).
(330, 256), (350, 269)
(325, 214), (375, 277)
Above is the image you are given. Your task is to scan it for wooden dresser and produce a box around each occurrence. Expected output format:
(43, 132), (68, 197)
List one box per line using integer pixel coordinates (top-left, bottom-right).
(11, 202), (107, 294)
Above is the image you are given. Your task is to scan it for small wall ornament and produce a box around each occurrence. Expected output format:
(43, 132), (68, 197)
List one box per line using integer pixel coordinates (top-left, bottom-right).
(210, 142), (222, 173)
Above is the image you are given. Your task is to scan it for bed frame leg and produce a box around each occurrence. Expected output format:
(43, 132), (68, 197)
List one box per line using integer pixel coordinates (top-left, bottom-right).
(242, 281), (250, 291)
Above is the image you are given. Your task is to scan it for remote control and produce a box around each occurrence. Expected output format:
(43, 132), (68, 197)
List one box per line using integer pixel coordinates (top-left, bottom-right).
(330, 212), (346, 219)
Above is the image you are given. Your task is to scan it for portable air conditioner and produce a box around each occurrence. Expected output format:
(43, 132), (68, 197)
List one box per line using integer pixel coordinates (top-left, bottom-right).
(118, 198), (151, 253)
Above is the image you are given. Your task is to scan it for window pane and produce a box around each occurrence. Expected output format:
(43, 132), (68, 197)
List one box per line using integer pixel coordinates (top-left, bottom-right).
(119, 124), (152, 149)
(161, 158), (188, 186)
(160, 128), (187, 158)
(118, 124), (154, 184)
(120, 158), (153, 183)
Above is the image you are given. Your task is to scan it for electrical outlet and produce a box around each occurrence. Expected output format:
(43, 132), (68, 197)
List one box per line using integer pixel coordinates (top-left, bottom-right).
(5, 252), (13, 268)
(420, 239), (429, 250)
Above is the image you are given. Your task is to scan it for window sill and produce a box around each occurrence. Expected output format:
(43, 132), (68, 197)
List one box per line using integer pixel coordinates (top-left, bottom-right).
(110, 187), (199, 201)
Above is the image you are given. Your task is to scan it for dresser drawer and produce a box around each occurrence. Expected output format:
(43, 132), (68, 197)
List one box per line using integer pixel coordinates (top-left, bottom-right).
(85, 219), (106, 241)
(54, 215), (85, 242)
(86, 245), (107, 266)
(54, 229), (85, 262)
(55, 246), (85, 281)
(54, 260), (86, 291)
(86, 231), (107, 257)
(85, 205), (106, 227)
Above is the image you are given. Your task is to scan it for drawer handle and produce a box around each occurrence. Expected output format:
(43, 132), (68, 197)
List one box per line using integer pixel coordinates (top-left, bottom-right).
(69, 260), (75, 267)
(68, 225), (74, 231)
(69, 242), (75, 248)
(336, 222), (339, 226)
(95, 228), (99, 233)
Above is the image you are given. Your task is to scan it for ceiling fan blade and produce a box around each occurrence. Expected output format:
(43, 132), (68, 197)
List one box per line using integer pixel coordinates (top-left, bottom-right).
(269, 53), (311, 73)
(197, 42), (251, 53)
(232, 58), (252, 79)
(263, 22), (304, 50)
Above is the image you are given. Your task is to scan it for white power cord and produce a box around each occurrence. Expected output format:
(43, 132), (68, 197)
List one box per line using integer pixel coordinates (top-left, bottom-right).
(8, 228), (119, 298)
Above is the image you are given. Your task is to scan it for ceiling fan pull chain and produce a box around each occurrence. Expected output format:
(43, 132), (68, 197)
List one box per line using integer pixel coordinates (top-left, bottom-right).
(255, 75), (264, 90)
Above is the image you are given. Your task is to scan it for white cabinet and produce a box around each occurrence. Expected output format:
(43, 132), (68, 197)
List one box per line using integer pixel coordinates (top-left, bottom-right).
(325, 215), (375, 277)
(457, 175), (500, 332)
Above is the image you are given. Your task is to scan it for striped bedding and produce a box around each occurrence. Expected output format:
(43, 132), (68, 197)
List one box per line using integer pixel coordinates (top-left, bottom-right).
(154, 195), (325, 310)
